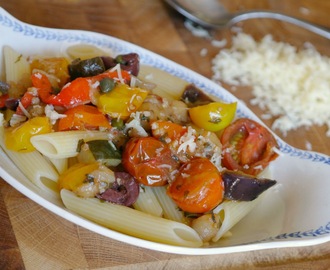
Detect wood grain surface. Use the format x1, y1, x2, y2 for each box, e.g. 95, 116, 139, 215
0, 0, 330, 269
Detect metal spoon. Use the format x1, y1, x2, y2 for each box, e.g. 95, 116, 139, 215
165, 0, 330, 39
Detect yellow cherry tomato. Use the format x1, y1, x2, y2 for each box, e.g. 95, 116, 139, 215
97, 83, 148, 119
4, 116, 52, 152
188, 102, 237, 132
58, 162, 100, 191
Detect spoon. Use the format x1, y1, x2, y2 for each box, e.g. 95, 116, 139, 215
165, 0, 330, 39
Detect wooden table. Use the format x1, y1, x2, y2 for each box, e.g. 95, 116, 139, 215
1, 0, 330, 269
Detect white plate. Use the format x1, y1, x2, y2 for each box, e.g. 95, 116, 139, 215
0, 7, 329, 255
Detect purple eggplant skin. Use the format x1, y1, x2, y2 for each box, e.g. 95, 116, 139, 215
97, 172, 139, 206
222, 171, 277, 201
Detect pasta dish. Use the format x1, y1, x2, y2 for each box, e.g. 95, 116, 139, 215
0, 44, 279, 247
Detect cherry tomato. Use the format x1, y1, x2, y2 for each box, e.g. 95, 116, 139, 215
122, 137, 180, 186
220, 118, 279, 176
57, 104, 111, 131
188, 101, 237, 132
167, 157, 224, 214
151, 120, 187, 142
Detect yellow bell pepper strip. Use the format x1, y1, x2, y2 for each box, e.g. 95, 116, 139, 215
45, 69, 132, 108
4, 116, 52, 152
58, 162, 100, 191
188, 101, 237, 132
97, 83, 148, 119
57, 104, 111, 131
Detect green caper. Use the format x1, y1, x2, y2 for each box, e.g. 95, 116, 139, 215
99, 77, 116, 93
111, 118, 124, 129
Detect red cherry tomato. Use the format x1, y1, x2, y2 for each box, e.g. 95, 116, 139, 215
220, 118, 279, 176
122, 137, 180, 186
167, 157, 224, 214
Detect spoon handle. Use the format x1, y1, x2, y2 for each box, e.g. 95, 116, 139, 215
231, 11, 330, 40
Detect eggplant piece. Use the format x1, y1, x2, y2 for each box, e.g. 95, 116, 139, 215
68, 57, 105, 80
101, 53, 140, 76
181, 84, 213, 107
97, 172, 139, 206
222, 171, 277, 201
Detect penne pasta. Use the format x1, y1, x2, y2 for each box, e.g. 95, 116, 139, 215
152, 186, 185, 223
133, 186, 163, 217
211, 196, 263, 242
30, 130, 110, 159
48, 157, 69, 174
139, 65, 189, 100
3, 46, 30, 84
66, 44, 112, 60
61, 189, 203, 247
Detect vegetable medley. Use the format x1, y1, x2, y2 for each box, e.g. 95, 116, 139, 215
0, 49, 279, 243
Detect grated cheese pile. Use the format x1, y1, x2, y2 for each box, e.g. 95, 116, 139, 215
211, 33, 330, 136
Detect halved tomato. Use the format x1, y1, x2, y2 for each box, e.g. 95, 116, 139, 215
220, 118, 279, 176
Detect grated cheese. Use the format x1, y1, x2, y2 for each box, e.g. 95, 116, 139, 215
211, 33, 330, 136
44, 104, 66, 125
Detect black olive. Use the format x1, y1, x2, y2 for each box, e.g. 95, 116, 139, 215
181, 84, 213, 107
101, 53, 140, 77
5, 98, 19, 111
96, 172, 140, 206
115, 53, 140, 76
